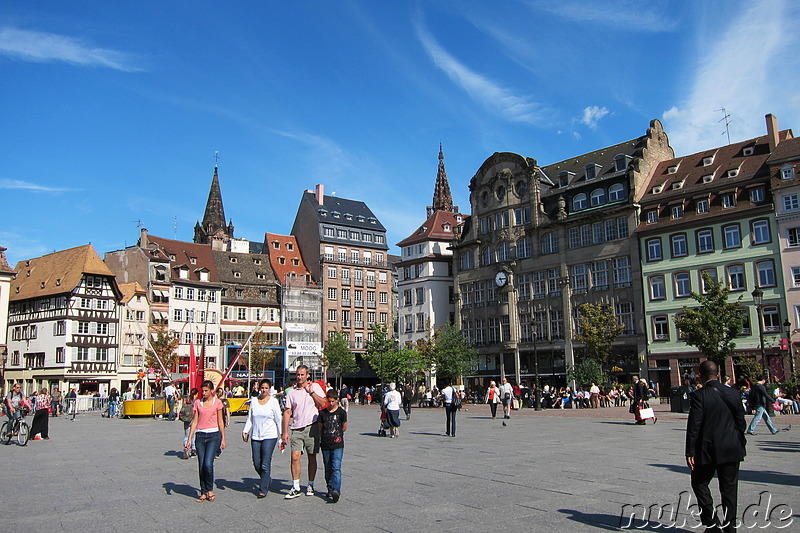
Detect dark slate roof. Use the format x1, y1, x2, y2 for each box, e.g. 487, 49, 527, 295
211, 250, 277, 285
767, 136, 800, 164
303, 191, 387, 231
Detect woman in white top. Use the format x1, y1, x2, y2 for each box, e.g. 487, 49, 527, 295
485, 381, 501, 419
382, 383, 402, 438
242, 378, 283, 498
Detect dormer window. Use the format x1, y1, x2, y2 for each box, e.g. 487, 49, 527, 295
253, 258, 262, 265
443, 223, 451, 231
721, 193, 736, 208
369, 217, 377, 224
179, 268, 188, 279
652, 185, 663, 194
287, 243, 294, 251
357, 215, 365, 222
345, 213, 353, 220
272, 241, 280, 249
646, 210, 658, 224
558, 171, 572, 188
319, 209, 328, 217
292, 258, 300, 266
190, 257, 197, 265
703, 155, 715, 166
781, 165, 795, 180
234, 271, 242, 278
727, 168, 739, 178
585, 163, 600, 181
456, 215, 463, 223
199, 271, 209, 282
332, 211, 340, 218
672, 181, 684, 190
696, 199, 710, 213
702, 174, 714, 184
229, 257, 238, 263
743, 146, 755, 156
668, 165, 678, 174
614, 154, 631, 172
169, 254, 175, 261
671, 205, 684, 219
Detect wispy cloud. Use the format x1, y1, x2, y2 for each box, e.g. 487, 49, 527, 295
662, 0, 800, 155
0, 26, 141, 71
580, 106, 610, 129
0, 179, 75, 193
528, 0, 678, 33
413, 15, 551, 126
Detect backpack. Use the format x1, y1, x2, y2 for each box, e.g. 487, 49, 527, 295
178, 402, 194, 423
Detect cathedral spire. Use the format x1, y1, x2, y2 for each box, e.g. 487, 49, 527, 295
194, 165, 233, 245
427, 143, 457, 217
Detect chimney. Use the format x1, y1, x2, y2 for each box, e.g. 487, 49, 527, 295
766, 114, 779, 152
139, 228, 149, 248
315, 184, 325, 205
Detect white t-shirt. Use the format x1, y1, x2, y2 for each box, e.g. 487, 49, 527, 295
590, 385, 600, 394
441, 386, 456, 404
383, 390, 402, 411
243, 396, 283, 440
164, 385, 176, 398
501, 382, 513, 397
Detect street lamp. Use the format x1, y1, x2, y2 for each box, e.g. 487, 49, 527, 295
751, 288, 769, 381
784, 318, 795, 377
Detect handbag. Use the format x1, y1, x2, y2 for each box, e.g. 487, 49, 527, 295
639, 407, 655, 419
451, 389, 462, 410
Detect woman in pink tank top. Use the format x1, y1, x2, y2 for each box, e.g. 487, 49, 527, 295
186, 380, 227, 502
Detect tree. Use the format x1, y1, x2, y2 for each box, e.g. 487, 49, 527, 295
431, 323, 477, 382
247, 329, 279, 376
145, 323, 179, 372
674, 273, 743, 378
321, 331, 359, 389
576, 302, 624, 364
567, 358, 608, 388
363, 323, 399, 383
736, 356, 763, 382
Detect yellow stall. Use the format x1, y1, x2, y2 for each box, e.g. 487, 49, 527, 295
122, 398, 169, 417
227, 397, 251, 415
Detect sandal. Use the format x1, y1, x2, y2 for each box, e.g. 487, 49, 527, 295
196, 494, 208, 503
207, 493, 216, 502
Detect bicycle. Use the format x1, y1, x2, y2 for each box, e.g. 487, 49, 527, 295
2, 408, 31, 446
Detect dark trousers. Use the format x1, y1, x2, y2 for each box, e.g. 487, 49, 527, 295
402, 399, 412, 419
30, 408, 49, 438
250, 438, 277, 494
489, 402, 498, 418
691, 461, 740, 533
445, 404, 457, 436
195, 431, 222, 494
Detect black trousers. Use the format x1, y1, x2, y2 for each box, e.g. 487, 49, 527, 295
691, 461, 740, 533
30, 408, 49, 438
489, 402, 498, 418
444, 404, 457, 436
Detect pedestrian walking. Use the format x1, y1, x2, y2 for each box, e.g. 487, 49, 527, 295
382, 383, 402, 438
281, 364, 327, 499
107, 388, 120, 418
185, 380, 226, 502
485, 381, 501, 419
50, 387, 62, 417
319, 388, 348, 503
441, 380, 458, 437
30, 387, 51, 440
339, 384, 350, 412
746, 375, 783, 435
685, 361, 747, 533
242, 378, 282, 499
632, 377, 649, 425
179, 388, 198, 459
501, 377, 513, 419
164, 382, 177, 421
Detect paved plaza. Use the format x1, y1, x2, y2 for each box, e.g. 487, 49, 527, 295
1, 402, 797, 532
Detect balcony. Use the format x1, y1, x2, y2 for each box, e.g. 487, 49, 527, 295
354, 300, 364, 307
367, 280, 376, 288
341, 299, 351, 306
341, 320, 351, 327
354, 321, 364, 328
354, 278, 364, 287
367, 301, 376, 309
341, 277, 351, 286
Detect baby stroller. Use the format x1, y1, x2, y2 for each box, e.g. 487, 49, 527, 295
377, 409, 390, 437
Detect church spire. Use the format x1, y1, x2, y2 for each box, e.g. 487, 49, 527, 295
427, 144, 457, 217
194, 165, 233, 245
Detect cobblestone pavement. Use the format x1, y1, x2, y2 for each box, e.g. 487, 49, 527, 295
1, 402, 797, 532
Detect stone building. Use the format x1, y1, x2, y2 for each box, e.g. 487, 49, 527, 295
117, 282, 149, 391
453, 120, 674, 390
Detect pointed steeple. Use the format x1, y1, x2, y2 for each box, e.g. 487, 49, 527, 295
194, 165, 233, 245
427, 144, 457, 217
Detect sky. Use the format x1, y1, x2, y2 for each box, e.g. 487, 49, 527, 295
2, 0, 800, 267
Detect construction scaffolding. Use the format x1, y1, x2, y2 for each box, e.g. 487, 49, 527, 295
281, 276, 324, 382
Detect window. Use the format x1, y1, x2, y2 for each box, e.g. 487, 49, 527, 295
54, 320, 66, 336
328, 267, 337, 279
653, 316, 669, 341
379, 292, 388, 304
650, 276, 666, 300
460, 250, 474, 270
788, 228, 800, 247
328, 309, 337, 322
573, 193, 587, 211
328, 288, 337, 300
416, 287, 424, 304
585, 164, 598, 181
77, 347, 90, 361
614, 154, 629, 172
671, 234, 687, 258
516, 237, 532, 259
590, 188, 606, 207
237, 308, 247, 320
763, 306, 780, 332
97, 322, 108, 335
723, 224, 741, 248
696, 199, 709, 214
174, 309, 183, 321
756, 260, 776, 287
726, 264, 746, 291
792, 266, 800, 287
481, 247, 493, 266
783, 194, 799, 211
591, 261, 608, 289
56, 347, 65, 364
751, 219, 771, 245
497, 241, 511, 262
700, 268, 717, 293
186, 288, 195, 300
96, 347, 108, 362
613, 257, 631, 286
696, 229, 714, 253
646, 210, 658, 224
514, 207, 531, 225
416, 313, 426, 332
721, 193, 735, 208
674, 272, 691, 297
738, 309, 751, 335
616, 302, 634, 335
78, 321, 90, 334
479, 217, 490, 234
781, 165, 795, 180
750, 187, 765, 203
571, 264, 588, 292
495, 211, 509, 229
646, 238, 662, 261
324, 227, 335, 237
609, 183, 625, 201
671, 205, 684, 219
541, 233, 558, 254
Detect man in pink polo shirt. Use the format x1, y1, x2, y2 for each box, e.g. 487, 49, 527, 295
282, 364, 327, 499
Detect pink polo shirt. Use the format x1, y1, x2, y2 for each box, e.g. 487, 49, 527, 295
285, 382, 325, 429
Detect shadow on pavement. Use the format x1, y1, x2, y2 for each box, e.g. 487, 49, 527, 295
558, 508, 693, 532
163, 482, 198, 499
407, 431, 447, 436
649, 463, 800, 486
216, 477, 263, 494
592, 421, 638, 425
164, 449, 185, 458
757, 440, 800, 453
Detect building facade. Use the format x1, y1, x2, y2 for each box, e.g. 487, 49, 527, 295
637, 114, 793, 389
5, 245, 123, 395
118, 282, 149, 391
453, 120, 674, 389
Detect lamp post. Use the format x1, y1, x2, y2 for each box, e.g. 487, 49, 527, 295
531, 320, 542, 410
751, 288, 769, 382
784, 318, 795, 377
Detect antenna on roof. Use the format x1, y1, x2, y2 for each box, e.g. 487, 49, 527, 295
213, 150, 220, 167
173, 215, 178, 239
717, 107, 732, 145
132, 219, 143, 229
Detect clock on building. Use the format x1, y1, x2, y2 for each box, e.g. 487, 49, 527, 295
494, 271, 508, 288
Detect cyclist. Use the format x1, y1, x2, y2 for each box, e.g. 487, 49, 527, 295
4, 383, 26, 435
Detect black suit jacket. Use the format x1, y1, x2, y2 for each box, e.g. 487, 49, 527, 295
685, 380, 747, 465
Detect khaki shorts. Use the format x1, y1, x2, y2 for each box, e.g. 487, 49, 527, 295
290, 424, 320, 455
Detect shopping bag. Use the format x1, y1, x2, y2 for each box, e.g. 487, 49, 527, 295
639, 407, 655, 419
511, 398, 520, 410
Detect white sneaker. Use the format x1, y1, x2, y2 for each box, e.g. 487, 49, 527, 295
306, 485, 315, 496
284, 488, 301, 499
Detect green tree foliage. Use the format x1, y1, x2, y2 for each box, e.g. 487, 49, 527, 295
673, 273, 743, 378
431, 323, 477, 382
364, 323, 400, 383
576, 302, 624, 363
567, 358, 608, 387
247, 329, 279, 376
145, 323, 180, 372
321, 331, 359, 388
736, 356, 763, 382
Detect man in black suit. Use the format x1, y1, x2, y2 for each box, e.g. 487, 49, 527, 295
685, 361, 747, 533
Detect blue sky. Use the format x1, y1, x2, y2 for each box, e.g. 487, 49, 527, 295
2, 1, 799, 266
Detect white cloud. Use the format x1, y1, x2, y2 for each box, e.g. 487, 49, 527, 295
0, 179, 74, 192
661, 0, 800, 155
414, 16, 551, 125
0, 26, 141, 71
529, 0, 677, 33
580, 106, 610, 129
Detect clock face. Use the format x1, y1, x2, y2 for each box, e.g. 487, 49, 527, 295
495, 271, 508, 287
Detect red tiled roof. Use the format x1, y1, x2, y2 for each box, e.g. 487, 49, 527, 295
144, 234, 220, 283
264, 233, 312, 284
397, 210, 464, 247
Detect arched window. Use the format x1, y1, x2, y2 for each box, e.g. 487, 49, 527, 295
609, 183, 625, 202
481, 246, 493, 266
573, 193, 587, 211
516, 237, 532, 258
590, 188, 606, 206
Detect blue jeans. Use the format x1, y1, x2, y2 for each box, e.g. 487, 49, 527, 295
108, 401, 118, 418
167, 397, 176, 420
321, 447, 343, 493
250, 438, 277, 494
748, 406, 778, 434
195, 431, 221, 494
